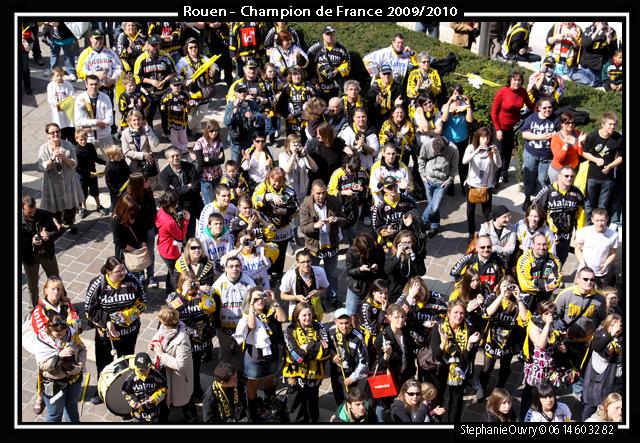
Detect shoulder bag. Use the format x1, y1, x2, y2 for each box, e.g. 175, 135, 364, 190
467, 186, 489, 204
122, 226, 152, 272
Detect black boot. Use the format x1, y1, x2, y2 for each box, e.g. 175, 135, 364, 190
247, 398, 260, 423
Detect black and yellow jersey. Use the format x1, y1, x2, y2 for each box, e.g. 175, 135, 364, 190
229, 22, 266, 58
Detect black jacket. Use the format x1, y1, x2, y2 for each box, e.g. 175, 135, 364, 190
21, 209, 60, 265
384, 251, 427, 303
374, 325, 417, 385
345, 245, 387, 296
105, 159, 131, 196
306, 137, 346, 186
390, 400, 429, 423
111, 217, 146, 261
159, 162, 203, 216
75, 142, 106, 180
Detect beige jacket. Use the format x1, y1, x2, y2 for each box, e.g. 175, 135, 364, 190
156, 325, 194, 407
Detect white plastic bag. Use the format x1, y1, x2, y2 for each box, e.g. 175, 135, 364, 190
64, 22, 91, 40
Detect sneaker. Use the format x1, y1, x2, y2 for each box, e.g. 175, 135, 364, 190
43, 68, 52, 77
69, 73, 77, 82
329, 297, 342, 308
147, 277, 159, 289
98, 206, 110, 216
33, 395, 45, 414
80, 208, 89, 219
89, 394, 103, 405
363, 216, 372, 227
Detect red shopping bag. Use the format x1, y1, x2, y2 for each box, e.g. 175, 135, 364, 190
367, 366, 398, 399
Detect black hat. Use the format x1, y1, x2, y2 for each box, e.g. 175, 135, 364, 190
148, 35, 161, 45
383, 175, 398, 188
543, 56, 556, 67
380, 63, 393, 74
234, 82, 249, 92
91, 28, 105, 38
323, 25, 336, 34
170, 78, 182, 85
244, 57, 258, 67
491, 205, 510, 220
134, 352, 152, 369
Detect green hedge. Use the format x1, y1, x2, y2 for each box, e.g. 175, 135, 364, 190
293, 21, 623, 132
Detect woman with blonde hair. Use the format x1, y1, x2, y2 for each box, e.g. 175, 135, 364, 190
174, 237, 217, 293
582, 313, 623, 421
586, 392, 622, 422
149, 305, 194, 422
233, 287, 286, 422
389, 379, 429, 422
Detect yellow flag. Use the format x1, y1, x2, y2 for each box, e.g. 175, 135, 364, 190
191, 54, 221, 82
465, 73, 501, 87
58, 96, 75, 121
115, 72, 126, 105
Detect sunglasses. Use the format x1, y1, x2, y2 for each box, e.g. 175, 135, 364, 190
381, 72, 392, 76
48, 130, 61, 135
563, 175, 575, 179
405, 392, 421, 397
190, 246, 201, 250
562, 121, 575, 125
254, 139, 266, 143
581, 277, 596, 282
478, 246, 492, 249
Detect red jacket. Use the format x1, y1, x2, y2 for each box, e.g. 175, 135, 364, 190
490, 86, 534, 132
155, 208, 189, 260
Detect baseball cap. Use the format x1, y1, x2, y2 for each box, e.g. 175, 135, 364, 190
244, 57, 258, 67
380, 63, 393, 74
134, 352, 152, 369
235, 82, 249, 92
170, 78, 182, 85
383, 175, 398, 188
148, 35, 161, 45
543, 56, 556, 67
91, 28, 105, 38
334, 308, 350, 319
323, 25, 336, 34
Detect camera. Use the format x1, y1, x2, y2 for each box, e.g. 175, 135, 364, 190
243, 238, 255, 247
175, 210, 185, 222
34, 233, 43, 242
507, 284, 518, 291
190, 281, 198, 290
456, 95, 462, 101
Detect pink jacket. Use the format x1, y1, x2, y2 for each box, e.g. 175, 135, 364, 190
155, 208, 189, 259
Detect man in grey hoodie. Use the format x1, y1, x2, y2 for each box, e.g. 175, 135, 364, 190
417, 135, 459, 236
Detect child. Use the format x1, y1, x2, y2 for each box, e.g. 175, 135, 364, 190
420, 382, 446, 422
117, 73, 149, 129
46, 66, 75, 142
122, 352, 167, 423
219, 160, 249, 205
104, 145, 131, 211
74, 129, 109, 218
193, 119, 225, 205
601, 49, 623, 92
160, 79, 195, 156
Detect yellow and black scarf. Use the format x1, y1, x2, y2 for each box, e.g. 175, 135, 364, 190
284, 324, 327, 380
211, 381, 241, 421
441, 319, 470, 386
375, 79, 392, 114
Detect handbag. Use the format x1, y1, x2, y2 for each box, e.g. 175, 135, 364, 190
367, 364, 399, 399
417, 339, 442, 373
467, 186, 489, 204
122, 227, 152, 272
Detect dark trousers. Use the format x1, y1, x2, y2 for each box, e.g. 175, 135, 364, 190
435, 367, 467, 423
519, 383, 534, 421
23, 255, 60, 307
270, 239, 291, 277
329, 365, 368, 406
54, 208, 77, 227
61, 127, 76, 143
21, 51, 31, 92
479, 353, 513, 392
466, 187, 493, 236
146, 94, 169, 134
94, 329, 138, 376
556, 237, 571, 266
454, 140, 469, 193
162, 257, 177, 294
286, 382, 320, 423
494, 128, 516, 180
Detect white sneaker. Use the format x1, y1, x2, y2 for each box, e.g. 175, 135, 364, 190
69, 73, 78, 82
363, 216, 372, 227
43, 69, 52, 77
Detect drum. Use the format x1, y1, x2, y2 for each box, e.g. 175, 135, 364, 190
97, 354, 135, 416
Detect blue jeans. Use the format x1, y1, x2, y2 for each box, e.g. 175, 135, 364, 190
201, 180, 215, 206
43, 377, 83, 422
415, 22, 440, 39
586, 179, 614, 221
422, 180, 447, 228
230, 143, 242, 163
345, 288, 361, 317
522, 150, 551, 199
50, 42, 76, 75
311, 254, 338, 301
265, 116, 280, 137
568, 67, 598, 87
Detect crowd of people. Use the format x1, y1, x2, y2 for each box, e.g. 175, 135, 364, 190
21, 20, 624, 425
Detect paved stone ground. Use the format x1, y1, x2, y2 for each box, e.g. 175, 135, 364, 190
19, 29, 622, 425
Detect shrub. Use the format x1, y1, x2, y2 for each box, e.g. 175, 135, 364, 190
293, 21, 623, 132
